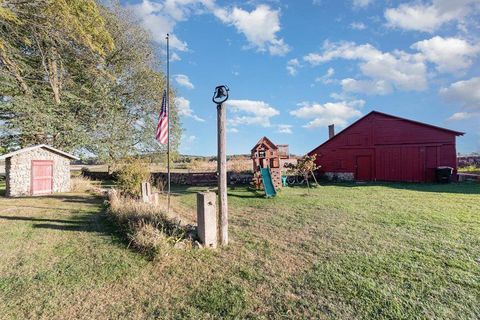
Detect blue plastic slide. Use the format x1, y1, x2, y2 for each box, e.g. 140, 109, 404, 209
260, 167, 277, 198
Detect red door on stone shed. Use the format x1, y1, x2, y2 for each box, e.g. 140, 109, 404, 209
356, 156, 372, 181
31, 160, 53, 195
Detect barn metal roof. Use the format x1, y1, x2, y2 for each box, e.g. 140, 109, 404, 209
0, 144, 79, 161
307, 110, 465, 155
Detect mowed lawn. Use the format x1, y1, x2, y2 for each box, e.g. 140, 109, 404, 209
0, 181, 479, 319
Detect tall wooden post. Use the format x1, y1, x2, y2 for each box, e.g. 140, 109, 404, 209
217, 102, 228, 245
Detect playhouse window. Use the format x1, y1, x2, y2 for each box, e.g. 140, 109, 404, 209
259, 150, 265, 158
270, 158, 279, 168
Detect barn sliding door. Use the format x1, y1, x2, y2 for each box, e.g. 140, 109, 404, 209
31, 160, 53, 195
356, 156, 372, 181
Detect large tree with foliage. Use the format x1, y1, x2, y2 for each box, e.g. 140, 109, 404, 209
90, 2, 181, 165
0, 0, 181, 162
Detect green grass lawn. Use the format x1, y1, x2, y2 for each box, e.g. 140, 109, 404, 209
0, 181, 479, 319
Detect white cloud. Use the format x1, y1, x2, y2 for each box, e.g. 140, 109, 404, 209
440, 77, 480, 110
304, 41, 427, 92
330, 92, 352, 101
447, 112, 470, 121
173, 74, 194, 89
184, 135, 196, 143
128, 0, 191, 51
341, 78, 393, 95
385, 0, 480, 33
226, 99, 280, 127
315, 67, 335, 84
175, 97, 205, 122
170, 52, 181, 62
290, 100, 364, 128
353, 0, 373, 8
180, 134, 197, 152
227, 127, 239, 133
129, 1, 290, 58
212, 5, 290, 56
277, 124, 293, 134
350, 22, 367, 30
286, 58, 301, 76
411, 36, 479, 73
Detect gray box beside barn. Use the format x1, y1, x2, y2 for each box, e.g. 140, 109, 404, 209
0, 145, 78, 197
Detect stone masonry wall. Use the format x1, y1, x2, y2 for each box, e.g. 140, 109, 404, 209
324, 172, 355, 182
6, 148, 71, 197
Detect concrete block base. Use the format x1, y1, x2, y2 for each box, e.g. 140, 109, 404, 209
196, 191, 217, 248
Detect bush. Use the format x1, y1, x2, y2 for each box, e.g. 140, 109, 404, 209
107, 190, 196, 258
70, 176, 95, 193
116, 158, 151, 197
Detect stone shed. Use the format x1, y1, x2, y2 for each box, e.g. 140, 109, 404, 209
0, 145, 79, 197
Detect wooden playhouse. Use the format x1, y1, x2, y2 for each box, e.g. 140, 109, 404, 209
251, 137, 289, 190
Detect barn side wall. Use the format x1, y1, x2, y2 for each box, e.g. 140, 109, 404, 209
6, 148, 71, 197
309, 113, 459, 182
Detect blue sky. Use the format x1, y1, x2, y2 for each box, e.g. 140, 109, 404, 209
123, 0, 480, 156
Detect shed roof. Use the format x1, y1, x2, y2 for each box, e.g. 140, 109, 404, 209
308, 110, 465, 155
0, 144, 79, 161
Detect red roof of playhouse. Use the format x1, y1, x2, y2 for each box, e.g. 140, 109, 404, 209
251, 136, 278, 152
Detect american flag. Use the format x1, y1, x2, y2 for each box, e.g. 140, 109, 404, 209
156, 90, 168, 144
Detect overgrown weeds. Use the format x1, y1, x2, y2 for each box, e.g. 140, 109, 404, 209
70, 175, 96, 193
107, 190, 197, 258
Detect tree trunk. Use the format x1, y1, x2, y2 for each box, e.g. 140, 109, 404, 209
35, 33, 62, 104
47, 52, 62, 104
0, 49, 30, 95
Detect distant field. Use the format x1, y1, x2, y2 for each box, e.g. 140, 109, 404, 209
0, 181, 479, 319
459, 165, 480, 175
72, 158, 254, 174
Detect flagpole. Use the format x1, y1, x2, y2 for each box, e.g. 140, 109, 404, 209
166, 33, 171, 213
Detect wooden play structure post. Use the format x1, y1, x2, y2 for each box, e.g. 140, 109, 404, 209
213, 85, 230, 246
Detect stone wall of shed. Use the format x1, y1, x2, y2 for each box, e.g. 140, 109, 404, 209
6, 148, 71, 197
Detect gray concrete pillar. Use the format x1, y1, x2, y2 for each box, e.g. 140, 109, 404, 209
196, 191, 217, 248
141, 182, 151, 203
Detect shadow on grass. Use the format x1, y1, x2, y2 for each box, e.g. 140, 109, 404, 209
0, 194, 129, 249
319, 181, 480, 195
0, 211, 119, 235
47, 194, 105, 204
0, 181, 5, 197
228, 188, 265, 199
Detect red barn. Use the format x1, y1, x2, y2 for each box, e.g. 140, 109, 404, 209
308, 111, 464, 182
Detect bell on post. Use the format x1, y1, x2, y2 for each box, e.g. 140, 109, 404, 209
212, 85, 229, 104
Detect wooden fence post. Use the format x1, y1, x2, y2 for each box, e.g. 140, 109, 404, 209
217, 102, 228, 245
